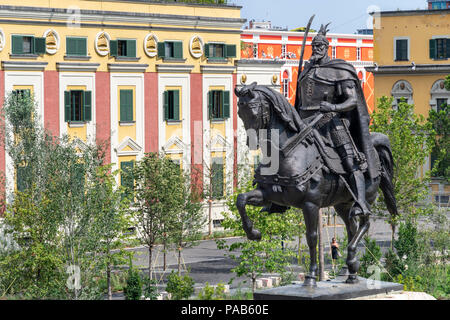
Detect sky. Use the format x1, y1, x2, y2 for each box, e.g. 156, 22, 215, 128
229, 0, 428, 33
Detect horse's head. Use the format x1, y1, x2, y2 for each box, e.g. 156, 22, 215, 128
235, 82, 269, 149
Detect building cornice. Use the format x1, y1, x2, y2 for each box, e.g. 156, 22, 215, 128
2, 61, 48, 71
366, 63, 450, 74
372, 8, 450, 17
0, 5, 246, 31
200, 65, 236, 74
108, 63, 149, 73
156, 64, 195, 73
57, 62, 100, 72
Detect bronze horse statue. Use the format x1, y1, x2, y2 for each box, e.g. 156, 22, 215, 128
235, 82, 397, 286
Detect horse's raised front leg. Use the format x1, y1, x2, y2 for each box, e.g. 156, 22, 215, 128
302, 201, 320, 287
236, 188, 268, 241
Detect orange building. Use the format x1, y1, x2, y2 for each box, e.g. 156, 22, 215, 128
240, 28, 375, 112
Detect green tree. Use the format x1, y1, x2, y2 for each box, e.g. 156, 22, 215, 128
170, 181, 205, 275
428, 101, 449, 182
87, 165, 133, 300
216, 179, 302, 294
370, 97, 435, 239
131, 153, 186, 280
0, 91, 131, 299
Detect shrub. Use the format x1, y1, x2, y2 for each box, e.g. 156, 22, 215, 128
124, 267, 142, 300
143, 278, 158, 300
197, 282, 226, 300
359, 236, 383, 278
165, 271, 195, 300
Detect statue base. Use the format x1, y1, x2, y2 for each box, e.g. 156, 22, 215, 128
253, 276, 403, 300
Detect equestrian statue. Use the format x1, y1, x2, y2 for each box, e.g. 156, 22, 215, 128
234, 21, 398, 286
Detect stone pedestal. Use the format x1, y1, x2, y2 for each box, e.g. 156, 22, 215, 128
253, 276, 404, 300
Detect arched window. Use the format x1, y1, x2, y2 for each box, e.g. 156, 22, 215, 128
430, 79, 449, 112
391, 80, 413, 108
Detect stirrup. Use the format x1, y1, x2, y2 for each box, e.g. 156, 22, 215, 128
350, 201, 371, 218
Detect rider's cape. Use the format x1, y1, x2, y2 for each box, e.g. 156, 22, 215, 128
297, 59, 379, 179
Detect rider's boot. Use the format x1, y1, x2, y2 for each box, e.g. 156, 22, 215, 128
349, 170, 371, 218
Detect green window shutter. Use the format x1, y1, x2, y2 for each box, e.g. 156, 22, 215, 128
208, 91, 214, 120
211, 160, 224, 198
34, 37, 46, 55
16, 166, 29, 192
447, 38, 450, 59
222, 90, 230, 119
204, 43, 210, 58
120, 89, 133, 122
174, 41, 183, 59
110, 40, 118, 57
121, 161, 134, 197
126, 40, 136, 58
66, 37, 76, 55
83, 91, 92, 121
396, 40, 407, 61
157, 42, 165, 58
12, 35, 23, 54
78, 38, 87, 56
64, 91, 71, 122
163, 91, 169, 121
430, 39, 436, 59
173, 90, 180, 121
225, 44, 237, 58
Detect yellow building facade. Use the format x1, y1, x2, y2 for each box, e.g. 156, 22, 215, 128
366, 8, 450, 203
0, 0, 246, 230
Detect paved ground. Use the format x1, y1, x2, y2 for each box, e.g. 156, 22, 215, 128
110, 213, 446, 299
112, 216, 396, 294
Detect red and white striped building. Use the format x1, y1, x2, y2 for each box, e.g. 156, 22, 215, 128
239, 27, 375, 112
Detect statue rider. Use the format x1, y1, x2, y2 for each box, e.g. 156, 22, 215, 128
294, 23, 378, 217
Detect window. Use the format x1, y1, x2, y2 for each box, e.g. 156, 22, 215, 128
211, 158, 224, 199
332, 46, 336, 59
16, 165, 30, 192
11, 35, 46, 55
66, 37, 87, 56
157, 41, 183, 59
395, 39, 409, 61
208, 90, 230, 120
121, 161, 134, 199
110, 39, 137, 58
430, 38, 450, 60
204, 43, 237, 60
13, 89, 31, 100
163, 90, 180, 121
357, 47, 361, 61
206, 43, 224, 58
213, 219, 224, 228
120, 89, 134, 122
432, 1, 447, 9
64, 90, 92, 122
436, 98, 448, 112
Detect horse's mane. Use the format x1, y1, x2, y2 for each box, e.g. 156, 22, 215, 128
253, 85, 304, 133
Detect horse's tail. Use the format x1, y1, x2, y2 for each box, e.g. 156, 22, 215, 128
372, 133, 398, 218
